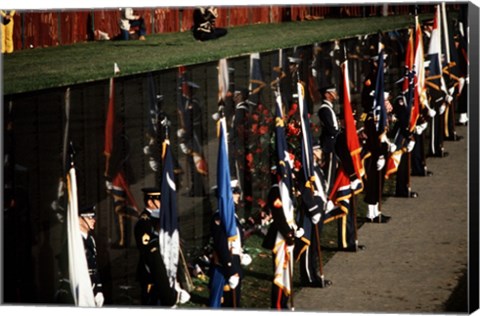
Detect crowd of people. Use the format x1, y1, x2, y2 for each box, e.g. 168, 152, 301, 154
50, 3, 468, 311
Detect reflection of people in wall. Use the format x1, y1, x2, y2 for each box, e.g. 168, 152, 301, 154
1, 10, 16, 54
192, 7, 227, 41
119, 8, 146, 41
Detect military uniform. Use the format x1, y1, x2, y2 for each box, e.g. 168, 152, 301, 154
208, 211, 244, 307
134, 188, 179, 306
317, 85, 340, 193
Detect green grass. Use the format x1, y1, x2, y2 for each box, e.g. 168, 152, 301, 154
1, 14, 430, 95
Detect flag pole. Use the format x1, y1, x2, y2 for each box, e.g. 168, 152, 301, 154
314, 223, 325, 287
287, 246, 295, 311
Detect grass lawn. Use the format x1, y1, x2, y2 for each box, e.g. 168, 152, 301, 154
1, 14, 432, 95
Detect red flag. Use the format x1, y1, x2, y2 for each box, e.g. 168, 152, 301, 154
342, 60, 364, 192
104, 77, 115, 173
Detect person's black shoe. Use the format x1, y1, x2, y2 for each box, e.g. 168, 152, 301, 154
455, 135, 464, 141
301, 279, 333, 288
410, 191, 419, 198
442, 152, 449, 158
366, 214, 391, 223
426, 171, 433, 177
339, 244, 366, 252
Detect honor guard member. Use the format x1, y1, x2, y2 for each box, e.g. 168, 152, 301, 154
262, 169, 304, 310
208, 180, 252, 308
79, 205, 104, 307
317, 84, 340, 194
134, 187, 190, 306
390, 94, 419, 198
296, 140, 335, 286
361, 91, 393, 223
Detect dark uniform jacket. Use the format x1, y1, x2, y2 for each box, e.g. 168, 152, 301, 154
134, 209, 178, 306
317, 100, 339, 154
82, 233, 102, 296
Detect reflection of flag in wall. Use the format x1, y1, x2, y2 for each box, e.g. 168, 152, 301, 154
218, 58, 229, 104
177, 66, 208, 175
159, 139, 180, 289
373, 50, 387, 137
66, 158, 95, 307
341, 59, 364, 193
103, 76, 139, 214
272, 92, 295, 298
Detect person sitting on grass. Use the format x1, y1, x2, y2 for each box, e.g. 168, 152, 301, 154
119, 8, 146, 41
192, 7, 227, 41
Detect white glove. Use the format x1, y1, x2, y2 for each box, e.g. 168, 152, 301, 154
325, 200, 335, 212
143, 145, 151, 155
94, 292, 104, 307
179, 143, 190, 154
350, 178, 362, 190
439, 104, 446, 115
211, 112, 220, 121
428, 108, 436, 118
177, 128, 186, 138
407, 141, 415, 152
389, 143, 397, 153
105, 180, 113, 191
311, 68, 317, 78
241, 254, 252, 266
446, 94, 454, 104
294, 227, 304, 238
149, 158, 159, 172
228, 275, 240, 289
311, 213, 321, 224
177, 289, 191, 304
448, 87, 455, 95
377, 155, 385, 171
415, 122, 428, 135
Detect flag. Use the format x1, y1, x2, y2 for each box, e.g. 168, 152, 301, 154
104, 77, 115, 172
103, 76, 139, 215
218, 58, 229, 104
217, 117, 239, 244
341, 59, 364, 193
298, 81, 314, 189
427, 5, 448, 95
66, 150, 95, 307
412, 14, 427, 130
385, 148, 407, 179
177, 67, 208, 176
272, 91, 295, 297
373, 50, 387, 137
159, 139, 180, 289
325, 166, 350, 223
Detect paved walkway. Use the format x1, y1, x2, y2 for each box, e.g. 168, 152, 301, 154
295, 125, 470, 314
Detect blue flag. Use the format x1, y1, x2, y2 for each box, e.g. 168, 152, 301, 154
217, 117, 238, 241
159, 140, 180, 289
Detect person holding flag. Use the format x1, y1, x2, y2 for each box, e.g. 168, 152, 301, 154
361, 49, 394, 223
262, 89, 303, 310
208, 117, 251, 308
134, 186, 190, 306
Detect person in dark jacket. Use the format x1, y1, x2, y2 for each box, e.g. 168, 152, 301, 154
192, 7, 227, 41
209, 180, 252, 308
134, 187, 189, 306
